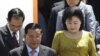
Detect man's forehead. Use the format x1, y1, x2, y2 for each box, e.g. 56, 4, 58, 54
27, 29, 41, 34
11, 16, 23, 20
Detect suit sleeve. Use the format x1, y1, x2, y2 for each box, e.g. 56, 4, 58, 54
48, 48, 57, 56
85, 5, 96, 37
9, 49, 19, 56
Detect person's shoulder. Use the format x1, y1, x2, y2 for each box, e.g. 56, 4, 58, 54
0, 25, 7, 34
80, 1, 93, 10
55, 31, 64, 34
80, 1, 92, 9
52, 3, 64, 12
40, 45, 56, 52
82, 30, 93, 38
58, 9, 64, 14
0, 25, 6, 31
82, 30, 90, 34
85, 4, 93, 9
10, 46, 23, 53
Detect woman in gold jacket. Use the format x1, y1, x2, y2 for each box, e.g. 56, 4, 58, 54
52, 7, 97, 56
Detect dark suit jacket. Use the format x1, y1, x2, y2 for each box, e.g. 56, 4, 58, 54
0, 25, 24, 51
9, 45, 57, 56
38, 11, 48, 46
47, 1, 64, 47
0, 31, 9, 56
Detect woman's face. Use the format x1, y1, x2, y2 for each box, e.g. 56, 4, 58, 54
66, 0, 80, 7
65, 16, 81, 33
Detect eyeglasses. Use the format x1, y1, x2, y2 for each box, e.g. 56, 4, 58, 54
9, 24, 22, 29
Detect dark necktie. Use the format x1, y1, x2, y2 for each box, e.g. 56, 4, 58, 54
12, 32, 19, 47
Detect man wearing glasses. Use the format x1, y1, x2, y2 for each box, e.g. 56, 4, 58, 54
0, 8, 25, 52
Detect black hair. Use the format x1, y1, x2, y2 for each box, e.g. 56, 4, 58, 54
7, 8, 25, 22
25, 23, 41, 34
62, 7, 84, 30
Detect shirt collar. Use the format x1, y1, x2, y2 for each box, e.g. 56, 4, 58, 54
26, 44, 39, 53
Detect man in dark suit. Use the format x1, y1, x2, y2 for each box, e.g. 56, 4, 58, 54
0, 8, 25, 51
47, 1, 64, 47
38, 11, 48, 46
9, 23, 57, 56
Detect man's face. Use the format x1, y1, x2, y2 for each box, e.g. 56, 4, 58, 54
8, 17, 23, 32
25, 28, 42, 49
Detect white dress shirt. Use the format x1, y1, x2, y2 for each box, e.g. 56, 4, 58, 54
26, 44, 39, 56
7, 24, 19, 43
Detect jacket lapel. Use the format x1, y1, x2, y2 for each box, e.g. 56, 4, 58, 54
21, 45, 29, 56
3, 26, 15, 49
39, 45, 46, 56
19, 29, 24, 46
